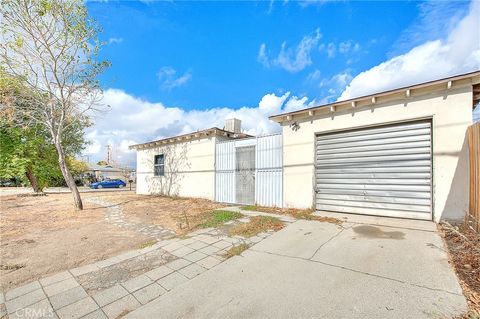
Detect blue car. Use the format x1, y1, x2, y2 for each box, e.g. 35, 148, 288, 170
90, 179, 126, 189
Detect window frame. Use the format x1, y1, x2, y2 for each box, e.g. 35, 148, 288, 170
154, 154, 165, 177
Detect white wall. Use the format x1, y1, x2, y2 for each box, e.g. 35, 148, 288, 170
136, 137, 218, 200
281, 84, 473, 222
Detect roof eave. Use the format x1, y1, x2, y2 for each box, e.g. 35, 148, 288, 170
269, 70, 480, 123
129, 127, 252, 150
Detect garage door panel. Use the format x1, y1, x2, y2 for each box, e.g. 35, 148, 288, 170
316, 194, 431, 206
315, 204, 432, 220
316, 128, 431, 146
316, 188, 431, 199
315, 120, 432, 219
316, 164, 430, 173
317, 121, 430, 142
317, 183, 431, 192
316, 134, 431, 151
317, 140, 431, 155
316, 146, 431, 160
316, 172, 431, 180
315, 198, 431, 213
316, 178, 430, 185
316, 153, 431, 165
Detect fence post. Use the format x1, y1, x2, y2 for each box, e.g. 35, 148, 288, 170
467, 122, 480, 232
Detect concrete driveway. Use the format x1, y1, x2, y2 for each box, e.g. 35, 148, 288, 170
127, 217, 467, 319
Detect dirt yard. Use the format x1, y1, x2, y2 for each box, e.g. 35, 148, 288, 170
99, 193, 224, 234
0, 191, 224, 291
441, 223, 480, 317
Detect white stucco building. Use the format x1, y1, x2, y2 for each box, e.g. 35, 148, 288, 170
270, 71, 479, 222
130, 121, 251, 199
131, 71, 480, 223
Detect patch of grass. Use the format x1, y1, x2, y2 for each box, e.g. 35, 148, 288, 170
223, 243, 250, 258
240, 205, 342, 225
197, 210, 243, 229
137, 240, 157, 249
229, 216, 284, 238
241, 205, 258, 211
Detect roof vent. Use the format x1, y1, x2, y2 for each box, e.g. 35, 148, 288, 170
224, 118, 241, 133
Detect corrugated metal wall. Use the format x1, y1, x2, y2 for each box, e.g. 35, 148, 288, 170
215, 134, 283, 207
215, 141, 235, 203
255, 134, 283, 207
315, 120, 432, 220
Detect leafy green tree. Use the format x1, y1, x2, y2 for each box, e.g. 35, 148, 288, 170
0, 119, 90, 191
0, 0, 110, 209
96, 160, 108, 166
0, 122, 62, 191
0, 73, 90, 191
67, 157, 89, 176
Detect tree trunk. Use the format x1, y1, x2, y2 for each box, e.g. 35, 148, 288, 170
54, 140, 83, 210
25, 167, 41, 193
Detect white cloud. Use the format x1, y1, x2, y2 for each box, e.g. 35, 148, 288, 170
84, 131, 102, 155
284, 95, 315, 113
393, 1, 469, 54
326, 43, 335, 58
306, 69, 321, 82
258, 92, 290, 113
298, 0, 326, 8
314, 71, 353, 101
319, 40, 360, 58
339, 0, 480, 100
338, 41, 360, 54
157, 66, 192, 89
257, 43, 270, 67
108, 37, 123, 45
258, 28, 321, 72
338, 41, 351, 54
331, 72, 353, 88
84, 89, 313, 166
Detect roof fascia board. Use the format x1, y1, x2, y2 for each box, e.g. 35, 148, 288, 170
270, 71, 480, 123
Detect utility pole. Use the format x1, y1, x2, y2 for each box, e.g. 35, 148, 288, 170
106, 145, 111, 165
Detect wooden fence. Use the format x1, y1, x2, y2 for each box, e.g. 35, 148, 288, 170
467, 122, 480, 232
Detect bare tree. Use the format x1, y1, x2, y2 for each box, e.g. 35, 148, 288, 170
0, 0, 110, 209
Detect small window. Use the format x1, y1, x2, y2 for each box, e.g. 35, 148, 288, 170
154, 154, 165, 176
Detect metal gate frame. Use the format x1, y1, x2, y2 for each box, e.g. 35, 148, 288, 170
235, 145, 256, 205
313, 117, 434, 220
215, 134, 283, 207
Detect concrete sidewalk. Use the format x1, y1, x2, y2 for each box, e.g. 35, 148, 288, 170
128, 219, 467, 319
1, 203, 286, 319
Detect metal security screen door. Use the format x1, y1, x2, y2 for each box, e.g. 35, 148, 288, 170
215, 134, 282, 207
315, 120, 433, 220
236, 146, 256, 205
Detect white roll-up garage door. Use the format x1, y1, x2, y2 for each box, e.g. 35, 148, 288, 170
315, 120, 432, 220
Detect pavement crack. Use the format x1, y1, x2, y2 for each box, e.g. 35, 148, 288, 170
307, 224, 352, 260
250, 248, 463, 297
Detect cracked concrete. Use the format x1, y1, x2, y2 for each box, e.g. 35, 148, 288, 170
127, 218, 467, 319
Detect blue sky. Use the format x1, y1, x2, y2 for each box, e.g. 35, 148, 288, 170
89, 1, 424, 108
84, 0, 479, 166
